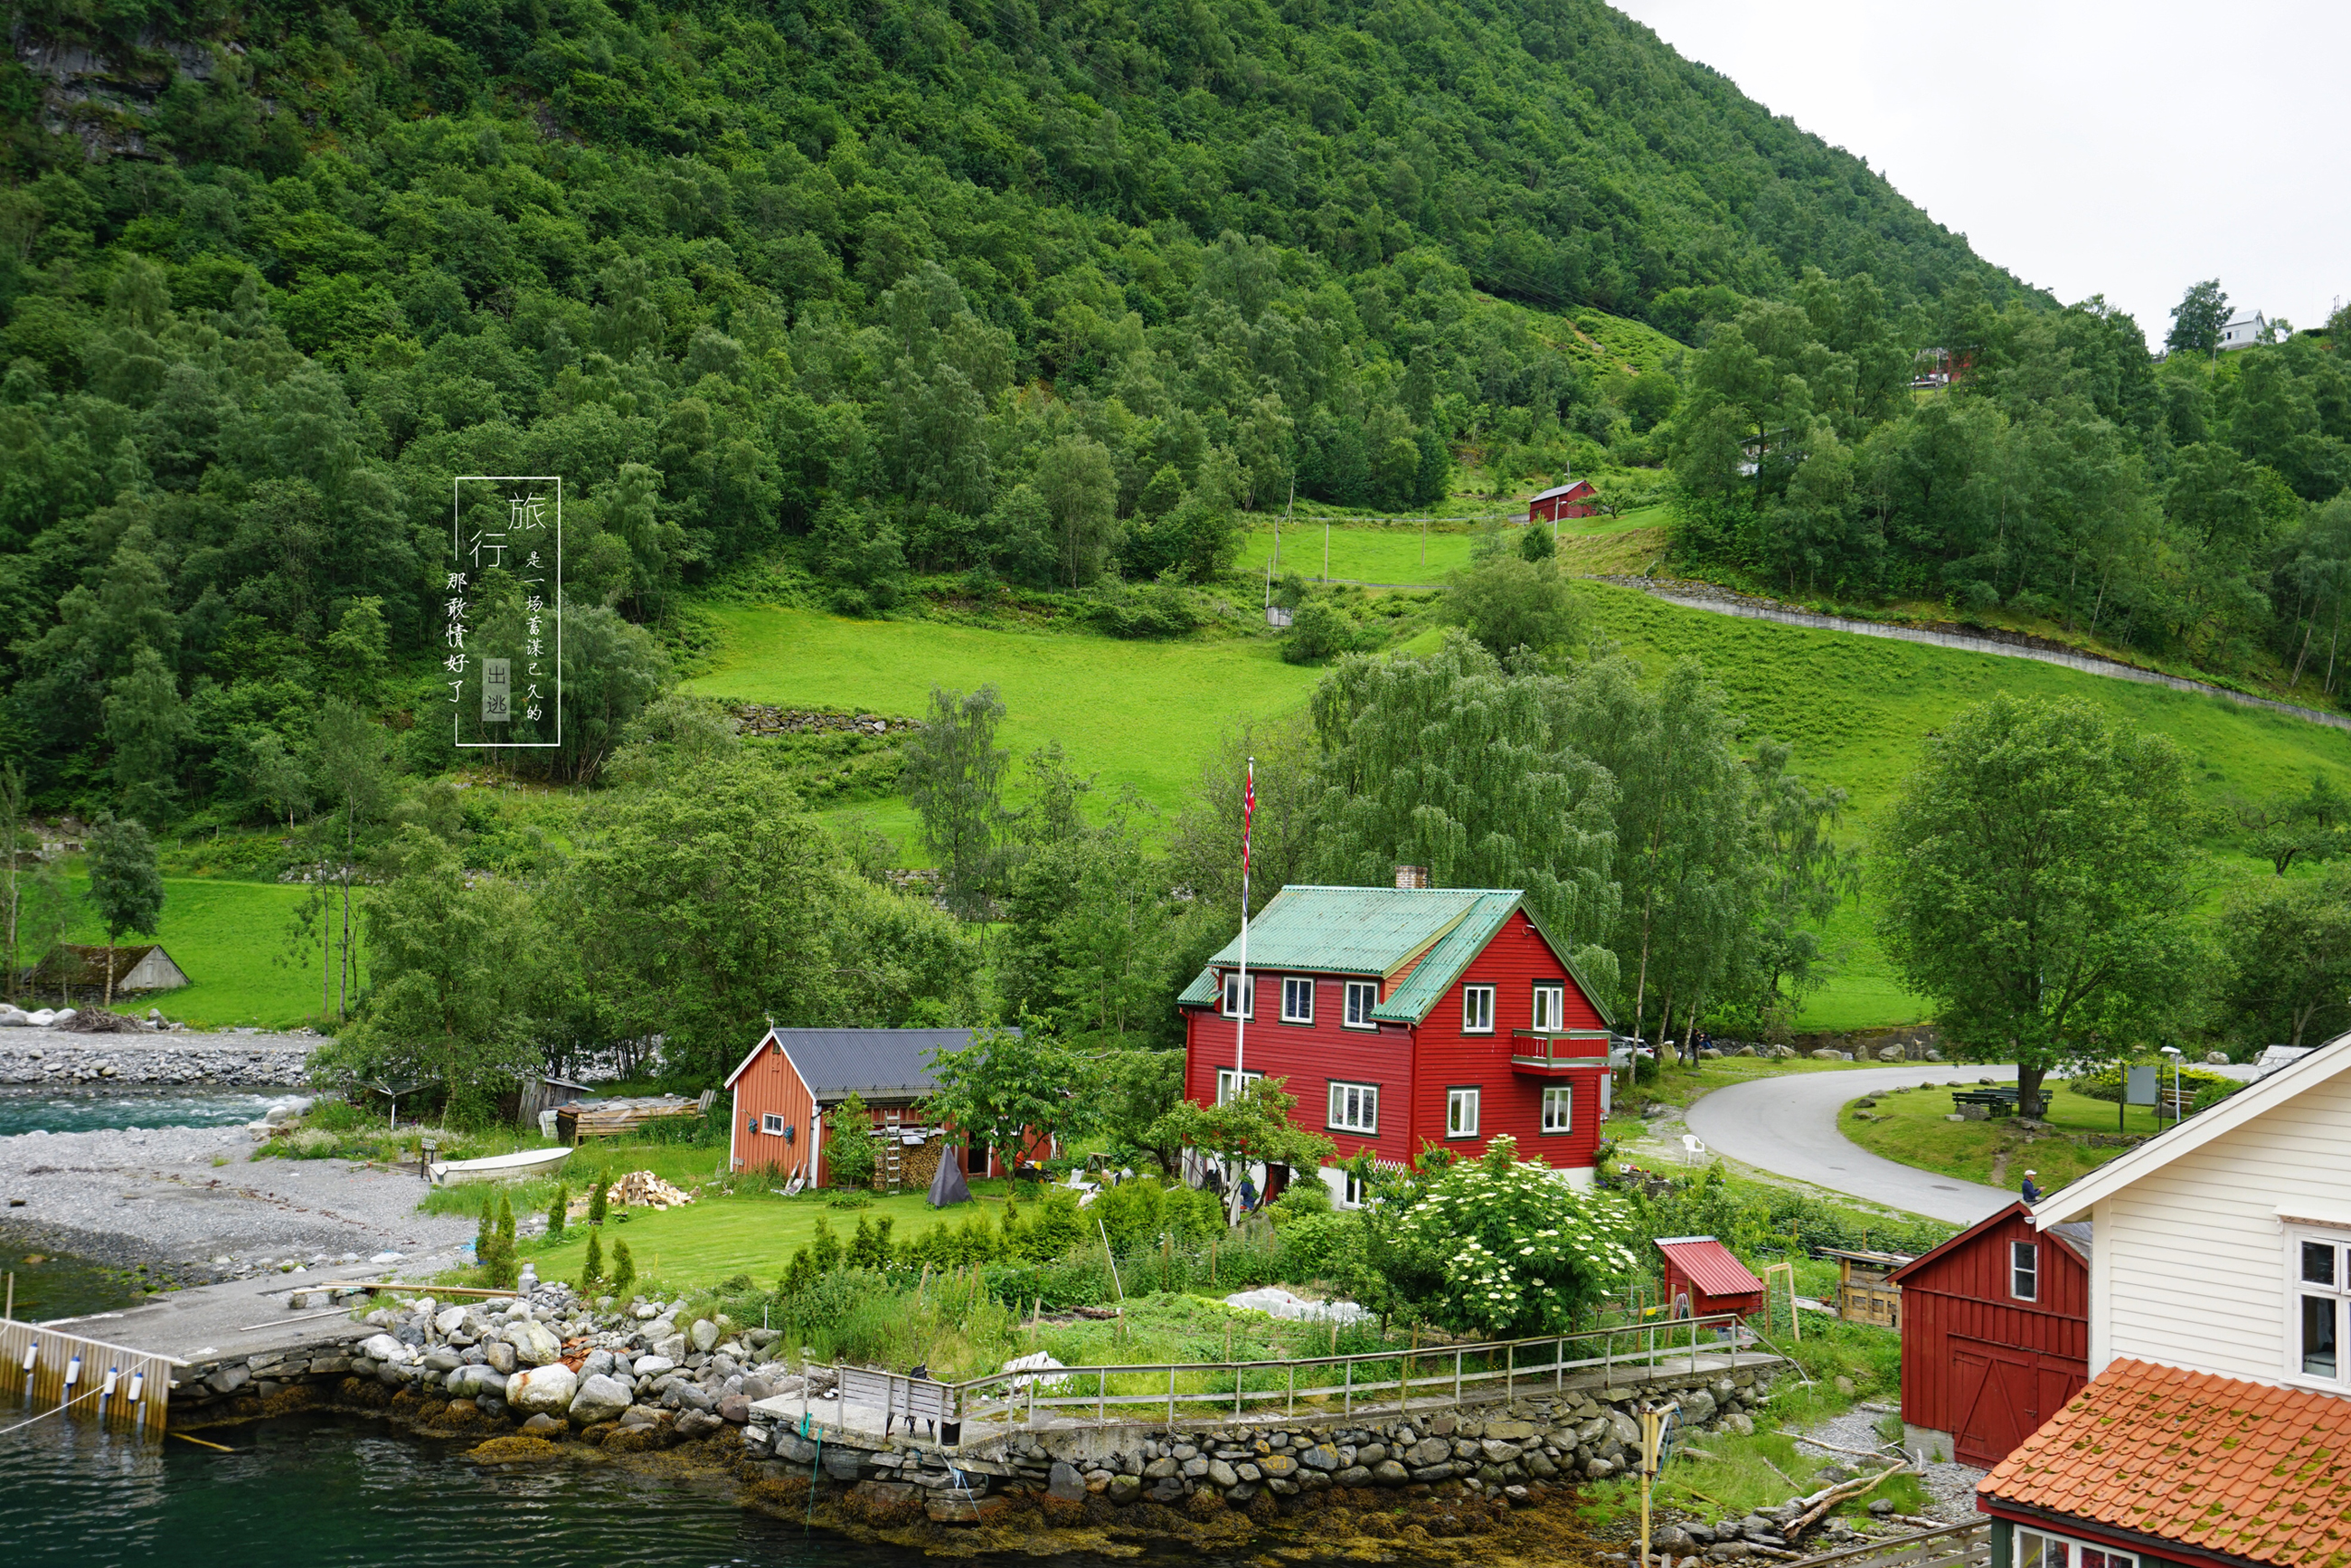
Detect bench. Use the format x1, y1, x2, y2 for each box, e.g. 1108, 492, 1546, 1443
1950, 1088, 2020, 1118
835, 1366, 955, 1439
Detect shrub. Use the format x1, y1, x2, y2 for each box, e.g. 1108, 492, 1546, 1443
581, 1229, 604, 1289
1268, 1178, 1333, 1219
826, 1092, 880, 1189
1274, 1210, 1367, 1286
587, 1176, 609, 1226
810, 1214, 843, 1272
1281, 600, 1354, 663
2068, 1063, 2236, 1104
545, 1183, 569, 1239
610, 1240, 636, 1296
846, 1214, 896, 1269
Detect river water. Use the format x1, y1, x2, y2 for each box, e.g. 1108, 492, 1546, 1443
0, 1090, 280, 1137
0, 1410, 1078, 1568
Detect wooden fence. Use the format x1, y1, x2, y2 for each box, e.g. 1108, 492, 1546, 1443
0, 1318, 179, 1437
950, 1312, 1752, 1429
1789, 1521, 1989, 1568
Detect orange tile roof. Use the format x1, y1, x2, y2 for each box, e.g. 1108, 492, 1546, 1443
1981, 1358, 2351, 1568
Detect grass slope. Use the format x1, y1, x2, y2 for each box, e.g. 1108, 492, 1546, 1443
56, 874, 340, 1030
1241, 507, 1674, 587
1836, 1078, 2158, 1195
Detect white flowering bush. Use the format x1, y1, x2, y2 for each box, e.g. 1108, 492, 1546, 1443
1376, 1137, 1637, 1337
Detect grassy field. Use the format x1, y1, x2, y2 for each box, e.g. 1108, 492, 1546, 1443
1836, 1077, 2159, 1195
52, 874, 342, 1030
1239, 507, 1674, 587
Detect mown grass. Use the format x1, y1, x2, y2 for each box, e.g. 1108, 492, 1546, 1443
1838, 1076, 2158, 1195
1238, 507, 1675, 587
50, 872, 344, 1030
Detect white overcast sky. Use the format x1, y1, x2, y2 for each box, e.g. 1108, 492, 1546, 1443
1610, 1, 2349, 346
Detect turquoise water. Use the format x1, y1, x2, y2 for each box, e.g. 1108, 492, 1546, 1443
0, 1090, 276, 1136
0, 1411, 915, 1566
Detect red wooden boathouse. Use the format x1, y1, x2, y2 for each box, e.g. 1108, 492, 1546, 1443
1885, 1200, 2089, 1468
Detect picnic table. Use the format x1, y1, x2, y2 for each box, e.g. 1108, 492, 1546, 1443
1950, 1086, 2021, 1118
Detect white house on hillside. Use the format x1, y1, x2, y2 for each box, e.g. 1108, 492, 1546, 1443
2217, 308, 2275, 352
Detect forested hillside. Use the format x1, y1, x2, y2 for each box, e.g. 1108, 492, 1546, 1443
0, 0, 2035, 810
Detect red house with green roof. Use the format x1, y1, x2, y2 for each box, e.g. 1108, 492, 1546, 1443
1176, 877, 1616, 1204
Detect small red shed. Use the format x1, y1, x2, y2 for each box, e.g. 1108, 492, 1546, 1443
1654, 1234, 1766, 1318
1885, 1200, 2088, 1469
1528, 480, 1599, 522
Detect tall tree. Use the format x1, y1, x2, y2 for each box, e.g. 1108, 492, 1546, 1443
311, 701, 392, 1023
2167, 279, 2231, 355
2219, 869, 2351, 1050
902, 684, 1011, 920
1874, 694, 2204, 1116
83, 814, 165, 1010
921, 1024, 1075, 1172
103, 644, 187, 824
0, 766, 68, 1002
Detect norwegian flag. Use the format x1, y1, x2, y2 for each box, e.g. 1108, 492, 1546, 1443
1242, 759, 1256, 873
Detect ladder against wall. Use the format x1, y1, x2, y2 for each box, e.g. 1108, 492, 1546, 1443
883, 1109, 903, 1192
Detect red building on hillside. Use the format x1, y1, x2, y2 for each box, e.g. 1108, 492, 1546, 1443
1885, 1200, 2089, 1468
1528, 480, 1600, 522
1176, 877, 1616, 1204
1655, 1235, 1766, 1319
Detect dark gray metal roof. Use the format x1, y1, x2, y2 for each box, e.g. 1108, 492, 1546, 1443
765, 1028, 1010, 1104
2049, 1220, 2093, 1264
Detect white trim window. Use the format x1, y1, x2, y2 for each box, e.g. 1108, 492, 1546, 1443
1327, 1081, 1378, 1134
1531, 983, 1566, 1032
761, 1112, 786, 1136
1215, 1067, 1263, 1106
2017, 1527, 2135, 1568
1281, 976, 1315, 1024
2010, 1240, 2039, 1302
1541, 1085, 1572, 1133
1462, 985, 1496, 1034
1344, 980, 1379, 1028
2297, 1233, 2348, 1382
1221, 973, 1254, 1019
1447, 1087, 1480, 1138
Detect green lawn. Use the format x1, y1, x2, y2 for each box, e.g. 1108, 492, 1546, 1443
1837, 1077, 2156, 1195
1239, 506, 1675, 588
1790, 891, 1932, 1033
57, 874, 344, 1029
687, 605, 1325, 836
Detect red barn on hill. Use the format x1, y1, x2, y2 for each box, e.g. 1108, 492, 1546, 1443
1528, 480, 1599, 522
1176, 875, 1616, 1205
1655, 1235, 1766, 1318
1886, 1200, 2089, 1468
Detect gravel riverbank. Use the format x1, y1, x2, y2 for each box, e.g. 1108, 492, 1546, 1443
0, 1025, 316, 1087
0, 1120, 473, 1292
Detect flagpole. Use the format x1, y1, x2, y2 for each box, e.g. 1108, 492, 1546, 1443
1235, 757, 1254, 1090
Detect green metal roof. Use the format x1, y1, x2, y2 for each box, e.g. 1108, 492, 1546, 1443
1371, 890, 1524, 1023
1178, 884, 1616, 1030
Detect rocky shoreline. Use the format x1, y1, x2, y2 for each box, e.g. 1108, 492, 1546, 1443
0, 1026, 316, 1087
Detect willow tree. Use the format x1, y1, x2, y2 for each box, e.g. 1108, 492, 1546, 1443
1874, 694, 2203, 1117
1306, 632, 1620, 982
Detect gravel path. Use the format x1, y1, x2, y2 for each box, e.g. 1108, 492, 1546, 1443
0, 1122, 474, 1289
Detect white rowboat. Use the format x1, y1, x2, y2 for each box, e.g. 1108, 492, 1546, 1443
429, 1146, 573, 1185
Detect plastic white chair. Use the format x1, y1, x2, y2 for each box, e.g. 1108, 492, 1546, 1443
1681, 1134, 1707, 1165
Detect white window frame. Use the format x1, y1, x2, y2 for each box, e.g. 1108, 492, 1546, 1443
1531, 983, 1565, 1033
2009, 1239, 2039, 1302
1327, 1081, 1378, 1134
2289, 1228, 2350, 1387
1280, 976, 1315, 1025
1221, 972, 1254, 1019
1214, 1067, 1263, 1106
2016, 1527, 2136, 1568
1343, 1167, 1364, 1207
1462, 985, 1496, 1034
1541, 1085, 1572, 1134
1343, 980, 1379, 1029
1447, 1086, 1480, 1138
761, 1112, 786, 1137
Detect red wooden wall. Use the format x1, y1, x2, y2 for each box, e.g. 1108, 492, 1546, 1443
730, 1042, 816, 1177
1893, 1204, 2087, 1468
1184, 980, 1420, 1167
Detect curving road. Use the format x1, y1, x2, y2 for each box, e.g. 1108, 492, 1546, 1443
1682, 1064, 2019, 1226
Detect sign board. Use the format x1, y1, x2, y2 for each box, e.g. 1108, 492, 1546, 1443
448, 477, 562, 749
2124, 1064, 2159, 1106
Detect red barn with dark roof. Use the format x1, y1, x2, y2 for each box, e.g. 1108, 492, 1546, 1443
1176, 882, 1616, 1205
1886, 1200, 2088, 1468
1654, 1235, 1765, 1318
1528, 480, 1599, 522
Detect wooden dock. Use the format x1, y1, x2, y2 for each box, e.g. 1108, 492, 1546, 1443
0, 1317, 181, 1437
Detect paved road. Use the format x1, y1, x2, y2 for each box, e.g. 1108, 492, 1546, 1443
1682, 1064, 2019, 1226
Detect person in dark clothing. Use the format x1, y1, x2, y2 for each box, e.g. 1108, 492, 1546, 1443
2020, 1169, 2043, 1205
1237, 1176, 1260, 1214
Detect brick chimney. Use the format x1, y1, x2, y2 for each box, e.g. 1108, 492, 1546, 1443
1394, 865, 1430, 890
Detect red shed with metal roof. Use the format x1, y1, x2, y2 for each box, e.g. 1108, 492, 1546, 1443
1654, 1235, 1766, 1318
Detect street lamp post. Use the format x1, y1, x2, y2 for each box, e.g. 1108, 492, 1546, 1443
2158, 1047, 2184, 1125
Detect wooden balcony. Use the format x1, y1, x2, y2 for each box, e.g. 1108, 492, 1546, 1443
1509, 1030, 1610, 1075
